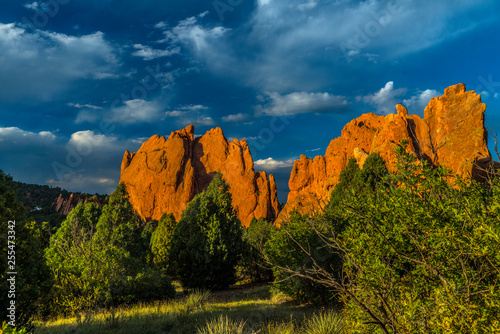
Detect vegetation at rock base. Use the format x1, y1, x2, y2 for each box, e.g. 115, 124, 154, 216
13, 181, 106, 228
169, 173, 245, 290
151, 213, 178, 275
45, 183, 175, 315
237, 217, 275, 284
265, 141, 500, 333
2, 135, 500, 333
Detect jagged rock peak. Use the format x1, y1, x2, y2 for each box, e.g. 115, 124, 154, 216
278, 83, 493, 221
120, 125, 279, 227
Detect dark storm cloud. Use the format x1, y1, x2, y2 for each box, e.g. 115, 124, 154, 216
0, 0, 499, 200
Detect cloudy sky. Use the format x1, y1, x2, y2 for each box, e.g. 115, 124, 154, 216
1, 0, 500, 202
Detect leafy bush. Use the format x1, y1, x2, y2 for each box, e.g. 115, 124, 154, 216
0, 321, 28, 334
239, 217, 275, 283
170, 173, 245, 290
337, 143, 500, 333
265, 143, 500, 333
264, 212, 339, 304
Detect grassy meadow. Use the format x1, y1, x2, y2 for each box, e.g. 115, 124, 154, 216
33, 283, 342, 334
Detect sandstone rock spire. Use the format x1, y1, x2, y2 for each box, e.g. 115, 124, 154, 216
120, 125, 279, 227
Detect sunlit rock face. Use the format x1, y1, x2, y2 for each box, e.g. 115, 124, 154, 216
278, 83, 493, 221
120, 125, 279, 227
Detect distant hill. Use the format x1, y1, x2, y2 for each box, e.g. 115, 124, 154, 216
13, 181, 107, 227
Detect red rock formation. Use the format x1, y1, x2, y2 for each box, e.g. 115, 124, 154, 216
52, 193, 83, 215
120, 125, 279, 227
279, 83, 493, 221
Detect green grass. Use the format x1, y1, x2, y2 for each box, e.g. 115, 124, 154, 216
33, 283, 343, 334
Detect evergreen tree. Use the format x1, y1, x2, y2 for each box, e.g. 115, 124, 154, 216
170, 173, 244, 290
45, 183, 174, 314
0, 170, 52, 327
151, 213, 177, 274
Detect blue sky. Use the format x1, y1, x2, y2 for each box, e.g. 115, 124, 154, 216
0, 0, 499, 202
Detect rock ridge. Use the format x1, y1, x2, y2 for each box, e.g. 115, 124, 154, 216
278, 83, 494, 221
120, 125, 279, 227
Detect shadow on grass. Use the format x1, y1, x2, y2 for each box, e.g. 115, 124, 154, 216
35, 285, 317, 334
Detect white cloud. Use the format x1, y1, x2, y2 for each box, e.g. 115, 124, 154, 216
0, 23, 119, 101
0, 125, 144, 194
180, 0, 493, 92
68, 102, 103, 110
165, 104, 208, 118
24, 2, 39, 11
362, 81, 407, 115
132, 44, 180, 60
307, 147, 321, 152
257, 91, 348, 116
160, 15, 229, 53
154, 13, 233, 74
0, 127, 57, 144
165, 110, 185, 117
254, 157, 295, 170
155, 21, 168, 29
182, 116, 216, 127
111, 99, 163, 124
403, 89, 441, 114
222, 113, 251, 122
297, 0, 318, 11
74, 99, 166, 125
68, 130, 116, 150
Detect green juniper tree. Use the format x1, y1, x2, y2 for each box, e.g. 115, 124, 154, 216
151, 213, 177, 274
45, 183, 174, 314
170, 173, 244, 290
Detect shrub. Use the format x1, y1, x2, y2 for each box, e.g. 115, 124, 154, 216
265, 142, 500, 333
264, 212, 339, 304
45, 183, 175, 314
0, 170, 52, 326
304, 310, 344, 334
239, 217, 275, 283
197, 315, 248, 334
185, 289, 211, 310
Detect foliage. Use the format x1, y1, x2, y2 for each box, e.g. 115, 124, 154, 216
239, 218, 275, 283
170, 173, 245, 290
303, 310, 344, 334
0, 170, 53, 327
265, 143, 500, 333
1, 321, 28, 333
185, 289, 211, 310
264, 212, 340, 304
337, 143, 500, 333
327, 153, 387, 210
45, 183, 174, 315
197, 315, 248, 334
151, 213, 177, 274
